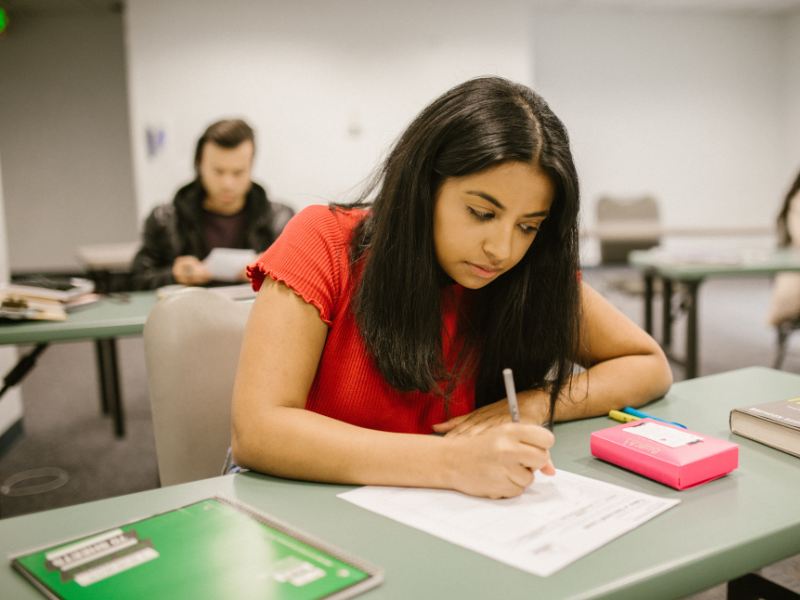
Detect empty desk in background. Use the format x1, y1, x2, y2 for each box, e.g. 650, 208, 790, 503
629, 248, 800, 379
0, 292, 159, 437
2, 367, 799, 600
75, 242, 139, 293
585, 224, 772, 241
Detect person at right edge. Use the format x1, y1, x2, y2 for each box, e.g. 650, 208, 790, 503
130, 119, 294, 290
768, 171, 800, 327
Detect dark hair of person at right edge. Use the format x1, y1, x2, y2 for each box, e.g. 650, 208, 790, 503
336, 76, 583, 426
193, 119, 255, 174
777, 169, 800, 246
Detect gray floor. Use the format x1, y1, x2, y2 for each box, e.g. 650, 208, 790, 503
0, 267, 798, 597
0, 337, 158, 518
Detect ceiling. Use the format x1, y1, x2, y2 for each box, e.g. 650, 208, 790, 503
533, 0, 800, 15
2, 0, 800, 17
0, 0, 120, 16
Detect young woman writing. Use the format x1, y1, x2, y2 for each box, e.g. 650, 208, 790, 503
230, 77, 672, 499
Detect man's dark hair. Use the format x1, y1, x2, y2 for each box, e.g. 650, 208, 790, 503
339, 76, 582, 424
194, 119, 255, 174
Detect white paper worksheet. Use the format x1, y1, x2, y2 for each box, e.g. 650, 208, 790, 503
338, 469, 679, 577
203, 248, 257, 282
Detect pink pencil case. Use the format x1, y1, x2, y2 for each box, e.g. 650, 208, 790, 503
590, 418, 738, 490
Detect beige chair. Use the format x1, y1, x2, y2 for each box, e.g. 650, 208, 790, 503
594, 196, 662, 296
596, 196, 661, 265
143, 288, 252, 487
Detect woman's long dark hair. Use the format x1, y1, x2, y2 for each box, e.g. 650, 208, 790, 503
338, 77, 581, 424
777, 170, 800, 246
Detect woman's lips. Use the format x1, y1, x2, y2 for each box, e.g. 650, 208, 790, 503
466, 262, 502, 279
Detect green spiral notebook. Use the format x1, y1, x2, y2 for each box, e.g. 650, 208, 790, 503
10, 494, 383, 600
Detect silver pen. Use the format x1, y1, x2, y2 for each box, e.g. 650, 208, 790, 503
502, 368, 520, 423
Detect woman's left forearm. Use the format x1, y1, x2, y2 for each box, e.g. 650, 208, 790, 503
531, 282, 674, 423
515, 350, 671, 424
438, 284, 674, 435
547, 352, 672, 422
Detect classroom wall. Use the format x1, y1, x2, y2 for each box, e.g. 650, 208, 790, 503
0, 11, 139, 273
780, 10, 800, 189
0, 153, 24, 442
531, 6, 786, 261
123, 0, 533, 221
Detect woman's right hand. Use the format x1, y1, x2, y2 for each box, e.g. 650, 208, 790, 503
442, 423, 555, 499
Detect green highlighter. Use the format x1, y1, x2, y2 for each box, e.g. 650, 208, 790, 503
10, 494, 383, 600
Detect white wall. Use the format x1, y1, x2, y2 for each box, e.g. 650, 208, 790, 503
0, 11, 139, 272
0, 153, 24, 440
532, 6, 786, 260
780, 10, 800, 187
124, 0, 532, 221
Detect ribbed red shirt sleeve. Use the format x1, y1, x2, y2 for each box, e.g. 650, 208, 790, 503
248, 205, 361, 326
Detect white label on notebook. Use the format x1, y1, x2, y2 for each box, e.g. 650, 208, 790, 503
46, 529, 124, 561
271, 557, 326, 586
74, 547, 159, 586
623, 422, 703, 448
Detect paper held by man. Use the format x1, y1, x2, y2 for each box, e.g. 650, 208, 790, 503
203, 248, 257, 282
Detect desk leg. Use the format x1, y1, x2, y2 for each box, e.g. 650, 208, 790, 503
94, 341, 110, 415
644, 272, 654, 335
95, 338, 125, 437
728, 573, 800, 599
684, 280, 701, 380
662, 278, 673, 350
0, 343, 48, 400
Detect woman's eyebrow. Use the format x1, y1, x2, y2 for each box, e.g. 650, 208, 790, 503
465, 191, 550, 218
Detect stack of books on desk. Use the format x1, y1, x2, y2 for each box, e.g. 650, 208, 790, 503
0, 277, 98, 321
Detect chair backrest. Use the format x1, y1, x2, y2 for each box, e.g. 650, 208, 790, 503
596, 196, 661, 264
143, 288, 252, 487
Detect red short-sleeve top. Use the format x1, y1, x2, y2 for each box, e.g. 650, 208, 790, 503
247, 205, 476, 434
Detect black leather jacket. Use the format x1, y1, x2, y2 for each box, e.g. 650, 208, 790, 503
130, 180, 294, 290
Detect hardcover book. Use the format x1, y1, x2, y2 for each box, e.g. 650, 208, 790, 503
591, 419, 739, 490
1, 277, 94, 302
10, 494, 383, 600
730, 397, 800, 458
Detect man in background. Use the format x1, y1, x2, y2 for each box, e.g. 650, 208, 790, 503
130, 119, 294, 290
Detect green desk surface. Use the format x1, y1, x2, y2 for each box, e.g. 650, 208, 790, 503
2, 367, 800, 600
0, 292, 159, 345
629, 248, 800, 281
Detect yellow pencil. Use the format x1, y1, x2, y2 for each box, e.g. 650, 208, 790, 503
609, 409, 641, 424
